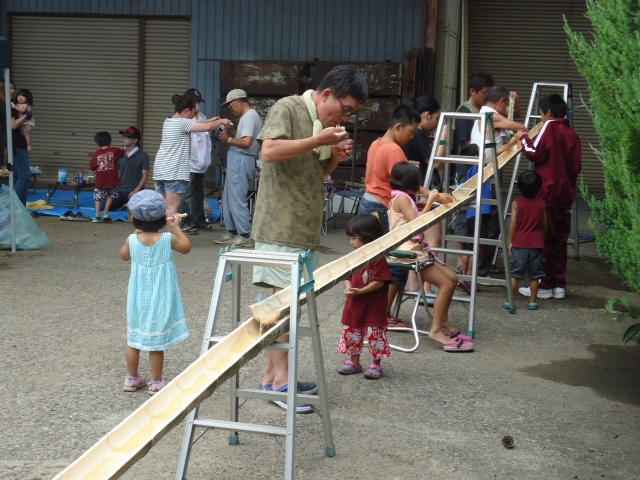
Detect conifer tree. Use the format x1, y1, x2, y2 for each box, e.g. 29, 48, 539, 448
565, 0, 640, 293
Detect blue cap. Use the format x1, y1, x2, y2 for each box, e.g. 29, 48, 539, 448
128, 190, 166, 222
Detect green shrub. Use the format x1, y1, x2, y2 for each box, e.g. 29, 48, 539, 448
565, 1, 640, 294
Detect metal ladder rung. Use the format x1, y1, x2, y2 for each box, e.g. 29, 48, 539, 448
193, 419, 287, 437
433, 156, 481, 164
458, 275, 507, 286
236, 388, 321, 406
429, 247, 474, 256
445, 235, 504, 246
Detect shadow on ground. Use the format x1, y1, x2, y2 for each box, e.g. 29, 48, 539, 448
522, 343, 640, 405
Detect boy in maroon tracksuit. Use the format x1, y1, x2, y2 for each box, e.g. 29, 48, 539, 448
516, 94, 582, 299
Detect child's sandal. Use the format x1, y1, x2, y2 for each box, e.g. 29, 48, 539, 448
337, 360, 362, 375
363, 364, 383, 379
445, 330, 473, 342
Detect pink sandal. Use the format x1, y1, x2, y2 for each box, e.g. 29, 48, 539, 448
443, 337, 474, 352
445, 330, 473, 342
123, 375, 147, 392
337, 360, 363, 375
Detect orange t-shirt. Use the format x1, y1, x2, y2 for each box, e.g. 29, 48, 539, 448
365, 139, 408, 207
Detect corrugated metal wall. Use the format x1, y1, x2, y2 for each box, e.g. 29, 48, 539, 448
4, 0, 427, 120
190, 0, 426, 118
4, 0, 190, 16
467, 0, 602, 197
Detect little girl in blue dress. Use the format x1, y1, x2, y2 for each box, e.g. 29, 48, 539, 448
120, 190, 191, 395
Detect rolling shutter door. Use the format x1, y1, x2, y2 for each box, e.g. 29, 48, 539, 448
467, 1, 603, 197
11, 17, 139, 182
142, 18, 191, 181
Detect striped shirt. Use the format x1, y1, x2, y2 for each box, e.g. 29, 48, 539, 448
153, 117, 197, 181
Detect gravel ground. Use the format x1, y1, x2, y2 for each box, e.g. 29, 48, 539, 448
1, 204, 639, 480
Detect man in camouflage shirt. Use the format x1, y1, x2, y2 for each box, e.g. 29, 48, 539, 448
253, 65, 368, 413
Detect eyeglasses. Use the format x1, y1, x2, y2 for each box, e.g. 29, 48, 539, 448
336, 96, 358, 118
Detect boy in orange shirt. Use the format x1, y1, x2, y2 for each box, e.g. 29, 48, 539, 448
360, 105, 451, 215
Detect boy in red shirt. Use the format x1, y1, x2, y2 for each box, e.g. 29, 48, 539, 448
504, 170, 547, 311
90, 131, 124, 223
516, 94, 582, 299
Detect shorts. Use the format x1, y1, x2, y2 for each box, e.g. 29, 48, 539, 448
453, 210, 468, 236
389, 253, 438, 285
338, 325, 390, 360
465, 214, 491, 250
155, 179, 188, 195
93, 188, 118, 201
510, 247, 545, 280
253, 241, 319, 289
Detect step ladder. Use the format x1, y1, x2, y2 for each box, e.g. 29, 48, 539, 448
175, 247, 335, 480
497, 82, 580, 265
391, 111, 515, 341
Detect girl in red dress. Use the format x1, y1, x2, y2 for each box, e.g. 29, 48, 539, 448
338, 215, 392, 379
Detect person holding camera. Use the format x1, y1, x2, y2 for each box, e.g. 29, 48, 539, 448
215, 89, 263, 248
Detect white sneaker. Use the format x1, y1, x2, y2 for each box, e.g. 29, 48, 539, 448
232, 235, 255, 249
553, 287, 566, 299
519, 286, 553, 299
214, 232, 236, 245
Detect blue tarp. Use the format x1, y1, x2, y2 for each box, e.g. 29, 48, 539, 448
0, 186, 222, 223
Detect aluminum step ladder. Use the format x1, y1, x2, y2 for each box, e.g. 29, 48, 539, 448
176, 247, 335, 480
417, 112, 515, 337
495, 82, 581, 266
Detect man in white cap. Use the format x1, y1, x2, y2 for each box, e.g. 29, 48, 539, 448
215, 89, 263, 247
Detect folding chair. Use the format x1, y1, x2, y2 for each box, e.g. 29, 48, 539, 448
321, 176, 335, 236
333, 180, 364, 229
371, 209, 433, 353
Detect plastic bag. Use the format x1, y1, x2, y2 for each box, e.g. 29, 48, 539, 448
0, 188, 52, 250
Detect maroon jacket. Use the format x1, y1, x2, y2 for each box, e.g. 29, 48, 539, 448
520, 119, 582, 209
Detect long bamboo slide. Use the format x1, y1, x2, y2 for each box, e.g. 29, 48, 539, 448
53, 123, 541, 479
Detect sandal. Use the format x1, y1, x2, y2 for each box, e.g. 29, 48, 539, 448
387, 314, 408, 329
443, 338, 474, 352
458, 280, 472, 294
445, 330, 473, 342
363, 364, 383, 379
123, 375, 147, 392
337, 360, 362, 375
148, 378, 169, 396
182, 227, 198, 235
200, 225, 213, 231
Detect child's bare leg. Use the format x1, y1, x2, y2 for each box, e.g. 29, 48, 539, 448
94, 200, 101, 218
149, 351, 164, 381
530, 278, 539, 303
511, 277, 519, 300
350, 354, 361, 367
456, 243, 465, 268
408, 270, 419, 291
424, 223, 442, 293
104, 197, 114, 215
462, 255, 471, 276
421, 263, 460, 344
125, 346, 140, 377
387, 284, 402, 316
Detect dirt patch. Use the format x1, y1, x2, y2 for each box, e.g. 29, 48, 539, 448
522, 343, 640, 405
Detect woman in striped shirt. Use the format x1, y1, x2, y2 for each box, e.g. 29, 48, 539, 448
153, 94, 231, 215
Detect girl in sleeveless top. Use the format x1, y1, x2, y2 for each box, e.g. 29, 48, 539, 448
388, 163, 474, 352
120, 190, 192, 395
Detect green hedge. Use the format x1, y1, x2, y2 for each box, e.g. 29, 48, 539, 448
565, 0, 640, 293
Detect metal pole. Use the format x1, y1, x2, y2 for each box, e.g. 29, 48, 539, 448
4, 69, 15, 252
